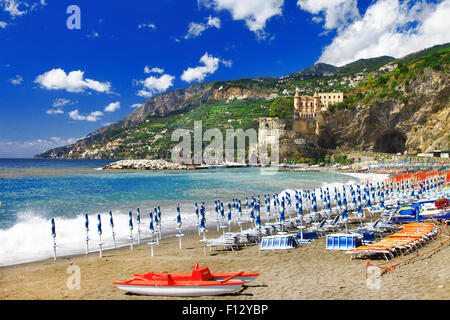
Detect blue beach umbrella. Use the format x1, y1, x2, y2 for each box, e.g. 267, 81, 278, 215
128, 211, 133, 230
136, 208, 141, 225
200, 214, 206, 233
342, 208, 348, 221
255, 209, 261, 229
157, 206, 162, 223
176, 204, 182, 229
195, 203, 199, 223
97, 214, 102, 236
313, 201, 318, 214
84, 213, 89, 232
280, 207, 285, 231
50, 218, 57, 260
220, 203, 225, 220
109, 211, 114, 228
51, 218, 56, 238
149, 211, 154, 234
250, 206, 255, 222
298, 202, 303, 218
154, 208, 159, 225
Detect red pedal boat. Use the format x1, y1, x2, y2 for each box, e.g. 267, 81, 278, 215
113, 263, 259, 296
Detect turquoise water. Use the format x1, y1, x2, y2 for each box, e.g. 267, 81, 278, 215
0, 159, 362, 266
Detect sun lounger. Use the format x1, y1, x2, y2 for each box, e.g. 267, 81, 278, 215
259, 234, 299, 255
345, 222, 436, 260
326, 233, 362, 250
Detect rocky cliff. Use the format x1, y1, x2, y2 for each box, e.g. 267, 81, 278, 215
320, 67, 449, 154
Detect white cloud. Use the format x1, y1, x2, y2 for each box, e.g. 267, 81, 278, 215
136, 73, 175, 98
138, 23, 156, 30
184, 15, 221, 39
297, 0, 360, 30
46, 108, 64, 115
104, 101, 120, 112
86, 31, 99, 39
302, 0, 450, 66
0, 0, 27, 17
129, 103, 142, 108
199, 0, 284, 39
0, 137, 78, 158
52, 98, 71, 107
181, 52, 231, 83
0, 21, 7, 28
144, 66, 164, 74
0, 0, 46, 18
68, 109, 103, 122
9, 74, 23, 85
35, 68, 112, 93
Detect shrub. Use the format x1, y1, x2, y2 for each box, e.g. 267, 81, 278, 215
269, 97, 294, 118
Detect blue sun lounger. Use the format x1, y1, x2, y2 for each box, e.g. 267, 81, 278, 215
259, 234, 298, 255
326, 233, 362, 250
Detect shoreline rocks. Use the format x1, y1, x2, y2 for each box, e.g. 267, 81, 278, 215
103, 159, 194, 171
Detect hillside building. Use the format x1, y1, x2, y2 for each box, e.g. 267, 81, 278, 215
294, 88, 344, 118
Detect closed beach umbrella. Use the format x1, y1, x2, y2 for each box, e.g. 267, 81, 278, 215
154, 208, 159, 225
51, 218, 56, 238
176, 204, 182, 228
298, 201, 303, 218
255, 208, 261, 229
195, 203, 199, 222
51, 218, 57, 260
128, 211, 133, 230
84, 214, 90, 254
220, 204, 225, 220
136, 208, 141, 225
109, 211, 116, 248
109, 211, 114, 228
148, 211, 154, 233
200, 214, 206, 233
97, 214, 102, 236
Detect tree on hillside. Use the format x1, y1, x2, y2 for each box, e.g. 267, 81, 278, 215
269, 97, 294, 118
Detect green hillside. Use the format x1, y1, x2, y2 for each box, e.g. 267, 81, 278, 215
36, 43, 449, 160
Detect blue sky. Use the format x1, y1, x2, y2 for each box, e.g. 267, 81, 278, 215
0, 0, 449, 157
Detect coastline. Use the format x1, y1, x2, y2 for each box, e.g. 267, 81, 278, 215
0, 166, 448, 300
0, 214, 448, 300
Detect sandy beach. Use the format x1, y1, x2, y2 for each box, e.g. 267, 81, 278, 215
0, 216, 448, 300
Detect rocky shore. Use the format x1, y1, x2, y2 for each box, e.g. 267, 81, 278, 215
103, 159, 193, 170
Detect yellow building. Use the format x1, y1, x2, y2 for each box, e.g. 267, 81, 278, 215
315, 92, 344, 111
294, 88, 344, 118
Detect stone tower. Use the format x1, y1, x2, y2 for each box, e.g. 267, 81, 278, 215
294, 88, 301, 117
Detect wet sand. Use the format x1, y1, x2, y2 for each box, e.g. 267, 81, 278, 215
0, 220, 448, 300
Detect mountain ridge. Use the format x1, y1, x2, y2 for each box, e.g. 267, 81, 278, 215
36, 43, 450, 160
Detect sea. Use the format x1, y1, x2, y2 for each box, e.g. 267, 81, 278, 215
0, 159, 385, 266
